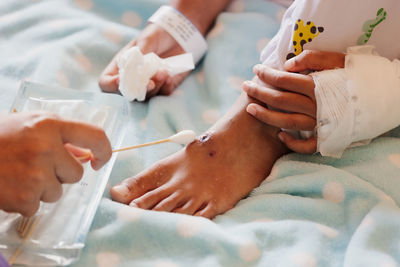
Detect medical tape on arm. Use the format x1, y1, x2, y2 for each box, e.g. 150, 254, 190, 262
148, 5, 208, 65
312, 46, 400, 158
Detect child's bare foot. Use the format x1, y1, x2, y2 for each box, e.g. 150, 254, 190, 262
111, 94, 288, 219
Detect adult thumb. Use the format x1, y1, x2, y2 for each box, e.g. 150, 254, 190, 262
284, 50, 345, 73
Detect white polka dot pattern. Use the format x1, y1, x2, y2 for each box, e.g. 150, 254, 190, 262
322, 182, 345, 203
196, 71, 205, 84
117, 205, 143, 222
121, 11, 142, 27
316, 224, 339, 239
56, 71, 69, 87
291, 252, 317, 267
75, 54, 92, 72
388, 154, 400, 168
96, 252, 120, 267
207, 21, 224, 39
227, 76, 245, 92
202, 109, 221, 124
177, 216, 204, 238
102, 28, 124, 44
155, 261, 180, 267
73, 0, 94, 10
239, 242, 261, 262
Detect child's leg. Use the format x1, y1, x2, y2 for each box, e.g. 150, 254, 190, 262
111, 93, 289, 219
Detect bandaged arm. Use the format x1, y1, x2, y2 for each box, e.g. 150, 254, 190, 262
311, 46, 400, 158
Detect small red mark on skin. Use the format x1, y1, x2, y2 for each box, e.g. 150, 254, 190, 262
200, 133, 211, 143
209, 150, 216, 157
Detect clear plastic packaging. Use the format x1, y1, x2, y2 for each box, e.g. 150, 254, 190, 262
0, 81, 129, 266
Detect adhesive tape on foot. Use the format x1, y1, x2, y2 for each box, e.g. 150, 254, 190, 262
148, 5, 208, 64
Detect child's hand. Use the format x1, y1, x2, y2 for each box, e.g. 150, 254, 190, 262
243, 50, 345, 154
99, 23, 189, 99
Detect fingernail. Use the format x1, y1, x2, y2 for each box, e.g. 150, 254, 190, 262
242, 80, 252, 92
246, 104, 257, 116
112, 184, 130, 197
129, 201, 138, 208
284, 58, 295, 69
278, 132, 284, 142
253, 64, 263, 74
147, 80, 155, 91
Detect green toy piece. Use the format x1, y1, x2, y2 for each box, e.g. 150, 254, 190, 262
357, 8, 387, 45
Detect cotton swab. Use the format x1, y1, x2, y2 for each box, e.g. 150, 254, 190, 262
76, 130, 196, 161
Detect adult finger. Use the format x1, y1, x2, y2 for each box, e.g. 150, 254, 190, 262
246, 103, 316, 131
58, 120, 112, 170
243, 81, 316, 117
64, 143, 92, 163
54, 144, 84, 183
40, 171, 63, 203
17, 199, 41, 217
253, 64, 315, 98
278, 131, 317, 154
284, 50, 345, 73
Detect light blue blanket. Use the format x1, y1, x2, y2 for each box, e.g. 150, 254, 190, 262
1, 0, 400, 266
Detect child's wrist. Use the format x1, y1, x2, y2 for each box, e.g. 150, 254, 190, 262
148, 5, 208, 64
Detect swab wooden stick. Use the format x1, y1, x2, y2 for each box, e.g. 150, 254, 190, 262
9, 215, 42, 265
76, 130, 196, 161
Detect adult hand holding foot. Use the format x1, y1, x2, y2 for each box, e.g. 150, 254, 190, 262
243, 50, 345, 154
0, 112, 112, 217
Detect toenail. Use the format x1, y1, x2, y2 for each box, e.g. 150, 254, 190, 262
112, 184, 130, 197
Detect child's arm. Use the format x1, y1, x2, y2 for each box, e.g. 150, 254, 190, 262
243, 50, 345, 154
99, 0, 232, 98
244, 48, 400, 158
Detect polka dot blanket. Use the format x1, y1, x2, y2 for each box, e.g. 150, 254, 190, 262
0, 0, 399, 266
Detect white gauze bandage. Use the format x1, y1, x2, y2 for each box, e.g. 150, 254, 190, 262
118, 46, 194, 101
312, 46, 400, 158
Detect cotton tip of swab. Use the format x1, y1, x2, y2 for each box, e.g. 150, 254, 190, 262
169, 130, 196, 145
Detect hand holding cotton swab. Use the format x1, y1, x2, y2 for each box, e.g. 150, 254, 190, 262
76, 130, 196, 161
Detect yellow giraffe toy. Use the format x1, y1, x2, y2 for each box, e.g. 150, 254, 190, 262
286, 19, 324, 60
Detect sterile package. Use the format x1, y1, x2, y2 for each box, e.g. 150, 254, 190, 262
118, 46, 194, 101
0, 81, 129, 266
